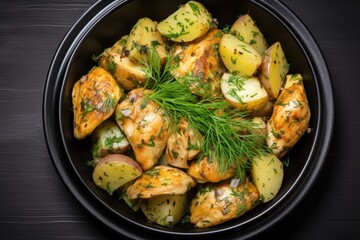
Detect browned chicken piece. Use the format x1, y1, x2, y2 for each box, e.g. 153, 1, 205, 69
115, 88, 171, 170
267, 74, 311, 158
171, 29, 226, 97
72, 66, 122, 140
127, 165, 196, 199
187, 155, 235, 183
99, 35, 147, 91
165, 118, 203, 169
190, 178, 260, 228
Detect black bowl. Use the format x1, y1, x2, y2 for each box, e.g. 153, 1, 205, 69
43, 0, 334, 239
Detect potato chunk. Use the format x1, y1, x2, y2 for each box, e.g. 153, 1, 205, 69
92, 154, 142, 195
230, 14, 268, 55
126, 17, 167, 64
157, 1, 212, 42
141, 194, 187, 227
251, 153, 283, 203
259, 42, 290, 98
99, 36, 147, 91
219, 34, 262, 76
221, 73, 269, 113
91, 119, 130, 160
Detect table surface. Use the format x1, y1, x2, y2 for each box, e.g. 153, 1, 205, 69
1, 0, 359, 239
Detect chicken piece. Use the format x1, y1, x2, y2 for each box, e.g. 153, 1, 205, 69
72, 66, 121, 140
190, 178, 260, 228
127, 165, 196, 199
187, 155, 235, 183
267, 74, 311, 158
99, 35, 147, 91
165, 118, 203, 169
115, 88, 171, 170
171, 29, 226, 97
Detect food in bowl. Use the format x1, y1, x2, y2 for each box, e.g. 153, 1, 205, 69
70, 0, 311, 228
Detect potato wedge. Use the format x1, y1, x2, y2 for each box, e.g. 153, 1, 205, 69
157, 1, 212, 42
259, 42, 290, 98
251, 153, 283, 203
92, 154, 142, 195
230, 14, 267, 55
141, 194, 187, 227
219, 34, 262, 76
126, 17, 167, 64
221, 73, 269, 112
91, 119, 130, 160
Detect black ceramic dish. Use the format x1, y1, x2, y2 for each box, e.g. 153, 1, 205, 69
43, 0, 334, 239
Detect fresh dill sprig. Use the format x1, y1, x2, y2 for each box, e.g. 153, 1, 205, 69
140, 48, 269, 178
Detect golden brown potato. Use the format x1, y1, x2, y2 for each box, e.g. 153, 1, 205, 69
267, 74, 311, 158
126, 17, 167, 64
92, 154, 143, 195
165, 118, 203, 169
115, 88, 171, 170
230, 14, 268, 55
190, 178, 260, 228
172, 29, 226, 97
221, 73, 269, 113
219, 34, 262, 76
72, 66, 121, 139
127, 165, 196, 199
99, 36, 147, 91
259, 42, 290, 99
157, 1, 213, 42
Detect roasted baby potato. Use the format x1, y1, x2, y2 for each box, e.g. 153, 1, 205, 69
126, 17, 167, 64
221, 73, 269, 113
91, 119, 130, 160
219, 34, 262, 76
127, 165, 196, 199
72, 66, 121, 139
157, 1, 213, 42
99, 36, 147, 91
92, 154, 143, 195
267, 74, 311, 158
141, 194, 188, 227
190, 179, 260, 228
251, 153, 283, 203
259, 42, 290, 98
230, 14, 268, 55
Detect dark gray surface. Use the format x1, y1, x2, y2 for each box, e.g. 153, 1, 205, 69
0, 0, 359, 239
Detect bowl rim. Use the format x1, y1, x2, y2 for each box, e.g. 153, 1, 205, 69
43, 0, 334, 239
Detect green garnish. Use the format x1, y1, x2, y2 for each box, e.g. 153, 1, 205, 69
141, 48, 269, 178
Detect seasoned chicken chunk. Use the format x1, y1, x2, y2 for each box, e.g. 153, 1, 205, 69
187, 155, 235, 183
267, 74, 311, 158
127, 165, 196, 199
72, 66, 122, 140
115, 88, 171, 170
165, 118, 203, 169
171, 29, 226, 97
190, 178, 260, 228
99, 35, 147, 91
